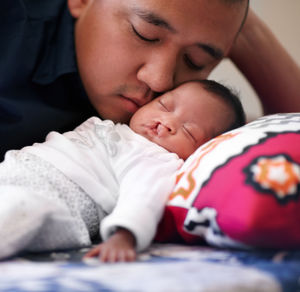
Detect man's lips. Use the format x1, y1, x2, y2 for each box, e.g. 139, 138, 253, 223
121, 94, 149, 106
120, 88, 155, 108
119, 95, 143, 113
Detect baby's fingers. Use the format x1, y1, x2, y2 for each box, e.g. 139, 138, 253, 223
123, 249, 136, 262
114, 250, 135, 262
83, 245, 136, 262
102, 248, 136, 262
83, 245, 101, 258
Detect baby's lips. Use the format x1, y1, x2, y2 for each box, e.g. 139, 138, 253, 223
157, 123, 168, 137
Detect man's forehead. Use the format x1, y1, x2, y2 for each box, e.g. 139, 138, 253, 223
131, 6, 176, 33
129, 2, 225, 60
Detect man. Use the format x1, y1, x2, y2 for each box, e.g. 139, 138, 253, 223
0, 0, 299, 159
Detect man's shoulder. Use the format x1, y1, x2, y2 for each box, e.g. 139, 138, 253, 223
1, 0, 67, 20
1, 0, 75, 85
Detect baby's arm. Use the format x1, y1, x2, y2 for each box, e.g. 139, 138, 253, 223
84, 138, 183, 263
84, 228, 136, 262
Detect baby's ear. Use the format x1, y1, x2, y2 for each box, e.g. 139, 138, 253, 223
67, 0, 90, 19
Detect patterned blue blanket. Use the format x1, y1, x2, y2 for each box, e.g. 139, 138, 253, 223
0, 244, 299, 292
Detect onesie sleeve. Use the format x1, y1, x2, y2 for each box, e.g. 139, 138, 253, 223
100, 152, 183, 252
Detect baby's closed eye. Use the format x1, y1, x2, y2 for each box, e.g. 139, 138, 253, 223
182, 125, 197, 144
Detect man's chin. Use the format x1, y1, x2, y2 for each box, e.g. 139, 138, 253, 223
99, 111, 132, 124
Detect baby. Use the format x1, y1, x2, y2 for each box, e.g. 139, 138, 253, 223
0, 80, 245, 262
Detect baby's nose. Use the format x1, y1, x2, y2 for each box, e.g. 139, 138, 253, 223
157, 123, 176, 137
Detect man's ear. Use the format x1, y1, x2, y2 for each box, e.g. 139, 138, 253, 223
67, 0, 90, 19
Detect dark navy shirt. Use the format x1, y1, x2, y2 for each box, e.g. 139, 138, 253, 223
0, 0, 97, 160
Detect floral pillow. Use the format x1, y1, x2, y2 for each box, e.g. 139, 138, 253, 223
156, 113, 300, 249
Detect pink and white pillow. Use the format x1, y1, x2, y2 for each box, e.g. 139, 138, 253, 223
156, 113, 300, 249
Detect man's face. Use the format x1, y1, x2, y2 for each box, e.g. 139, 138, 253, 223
69, 0, 246, 123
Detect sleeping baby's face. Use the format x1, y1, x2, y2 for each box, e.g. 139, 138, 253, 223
129, 81, 234, 160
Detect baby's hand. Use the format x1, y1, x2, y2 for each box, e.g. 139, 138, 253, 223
84, 228, 136, 262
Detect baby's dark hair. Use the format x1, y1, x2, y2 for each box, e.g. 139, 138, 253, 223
195, 79, 246, 133
200, 79, 246, 131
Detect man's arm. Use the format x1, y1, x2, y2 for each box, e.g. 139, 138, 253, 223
229, 9, 300, 115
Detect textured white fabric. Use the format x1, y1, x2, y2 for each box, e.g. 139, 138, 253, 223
0, 151, 101, 259
1, 117, 183, 256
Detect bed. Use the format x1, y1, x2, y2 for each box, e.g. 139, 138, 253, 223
1, 113, 300, 291
0, 243, 300, 291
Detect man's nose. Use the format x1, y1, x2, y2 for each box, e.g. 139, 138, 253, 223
137, 49, 177, 93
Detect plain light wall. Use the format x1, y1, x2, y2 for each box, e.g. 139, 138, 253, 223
209, 0, 300, 121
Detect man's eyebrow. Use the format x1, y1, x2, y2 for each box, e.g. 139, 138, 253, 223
131, 7, 223, 60
132, 7, 176, 33
197, 43, 224, 60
